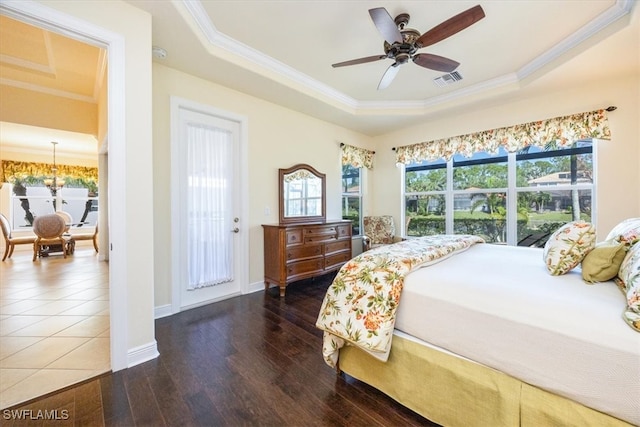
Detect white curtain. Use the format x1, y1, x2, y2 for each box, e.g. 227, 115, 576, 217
186, 123, 233, 289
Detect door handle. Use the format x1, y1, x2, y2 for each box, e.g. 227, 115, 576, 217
232, 227, 240, 233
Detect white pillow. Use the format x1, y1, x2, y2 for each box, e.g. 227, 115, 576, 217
543, 221, 596, 276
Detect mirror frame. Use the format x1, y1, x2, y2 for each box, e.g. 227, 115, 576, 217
278, 163, 326, 224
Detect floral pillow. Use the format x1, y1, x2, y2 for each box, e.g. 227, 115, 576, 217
605, 218, 640, 242
543, 221, 596, 276
616, 243, 640, 332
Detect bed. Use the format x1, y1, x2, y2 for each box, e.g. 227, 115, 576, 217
316, 229, 640, 427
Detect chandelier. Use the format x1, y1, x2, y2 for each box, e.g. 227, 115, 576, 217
43, 141, 65, 196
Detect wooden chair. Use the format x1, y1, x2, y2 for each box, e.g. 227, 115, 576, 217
71, 223, 99, 253
32, 214, 73, 261
0, 213, 36, 261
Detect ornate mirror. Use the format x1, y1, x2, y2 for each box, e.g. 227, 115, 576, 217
279, 164, 326, 224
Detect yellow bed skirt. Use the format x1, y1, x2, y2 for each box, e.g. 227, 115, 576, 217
339, 335, 631, 427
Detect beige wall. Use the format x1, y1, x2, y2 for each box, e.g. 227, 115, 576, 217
371, 74, 640, 240
97, 65, 108, 151
152, 63, 373, 307
0, 85, 97, 135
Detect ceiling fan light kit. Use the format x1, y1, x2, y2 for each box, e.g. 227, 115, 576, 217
332, 5, 485, 90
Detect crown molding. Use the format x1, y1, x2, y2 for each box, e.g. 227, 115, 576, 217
356, 73, 520, 112
177, 0, 632, 114
177, 0, 358, 109
0, 77, 96, 103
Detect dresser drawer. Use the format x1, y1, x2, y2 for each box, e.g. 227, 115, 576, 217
325, 239, 350, 255
304, 226, 337, 244
287, 244, 322, 262
287, 258, 324, 277
325, 252, 351, 270
337, 225, 351, 239
286, 229, 303, 246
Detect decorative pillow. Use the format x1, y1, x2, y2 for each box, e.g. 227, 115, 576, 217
616, 243, 640, 332
581, 240, 627, 283
543, 221, 596, 276
605, 218, 640, 242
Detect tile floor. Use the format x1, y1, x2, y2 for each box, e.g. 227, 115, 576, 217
0, 242, 110, 409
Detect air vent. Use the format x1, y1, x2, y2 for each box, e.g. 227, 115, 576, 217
433, 71, 463, 87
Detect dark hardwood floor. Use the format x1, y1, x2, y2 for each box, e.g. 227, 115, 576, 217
3, 274, 439, 426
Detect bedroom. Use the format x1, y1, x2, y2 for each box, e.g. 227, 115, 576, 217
0, 0, 638, 424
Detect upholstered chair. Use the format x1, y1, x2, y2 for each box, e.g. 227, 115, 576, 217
56, 211, 73, 232
362, 215, 403, 251
0, 213, 36, 261
32, 214, 72, 261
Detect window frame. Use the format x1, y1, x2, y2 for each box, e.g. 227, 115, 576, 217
342, 164, 363, 237
402, 142, 596, 245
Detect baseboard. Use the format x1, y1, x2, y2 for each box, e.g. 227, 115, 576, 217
154, 304, 173, 319
127, 341, 159, 368
246, 280, 265, 294
154, 284, 264, 320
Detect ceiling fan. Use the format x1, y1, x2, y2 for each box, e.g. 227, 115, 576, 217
332, 5, 485, 90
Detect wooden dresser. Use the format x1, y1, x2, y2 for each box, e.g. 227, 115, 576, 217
262, 220, 352, 296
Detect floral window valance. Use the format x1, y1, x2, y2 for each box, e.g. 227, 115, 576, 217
395, 109, 612, 164
1, 160, 98, 186
283, 169, 315, 182
341, 143, 375, 169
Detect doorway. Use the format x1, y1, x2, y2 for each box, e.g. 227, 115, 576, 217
0, 0, 129, 408
171, 98, 248, 312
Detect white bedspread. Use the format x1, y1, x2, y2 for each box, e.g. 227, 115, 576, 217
395, 244, 640, 425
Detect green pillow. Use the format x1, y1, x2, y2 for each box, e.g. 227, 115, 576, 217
581, 240, 627, 283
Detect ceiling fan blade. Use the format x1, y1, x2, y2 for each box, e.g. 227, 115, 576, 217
377, 63, 400, 90
416, 5, 485, 48
413, 53, 460, 72
332, 55, 387, 68
369, 7, 403, 44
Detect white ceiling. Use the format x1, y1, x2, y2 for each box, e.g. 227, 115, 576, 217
127, 0, 638, 136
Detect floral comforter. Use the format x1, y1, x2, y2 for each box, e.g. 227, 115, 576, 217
315, 234, 485, 368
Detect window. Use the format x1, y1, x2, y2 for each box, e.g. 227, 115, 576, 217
342, 164, 362, 236
9, 186, 99, 229
404, 141, 594, 245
